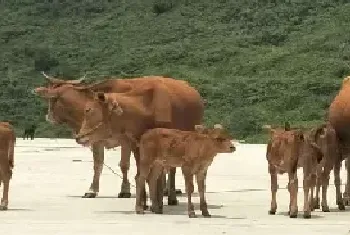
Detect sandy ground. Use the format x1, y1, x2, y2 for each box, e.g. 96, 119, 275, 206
0, 138, 349, 235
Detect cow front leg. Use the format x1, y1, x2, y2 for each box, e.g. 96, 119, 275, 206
268, 166, 278, 215
167, 167, 179, 206
135, 174, 147, 214
344, 157, 350, 206
288, 173, 298, 218
118, 145, 132, 198
312, 171, 321, 210
83, 143, 104, 198
303, 174, 315, 219
334, 160, 345, 210
133, 147, 148, 210
196, 170, 210, 217
183, 168, 195, 218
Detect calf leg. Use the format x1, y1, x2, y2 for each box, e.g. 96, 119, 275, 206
118, 145, 132, 198
135, 173, 147, 214
303, 174, 315, 219
133, 148, 147, 210
83, 143, 104, 198
334, 160, 345, 210
268, 165, 278, 215
148, 165, 163, 214
196, 170, 210, 217
344, 157, 350, 206
320, 169, 331, 212
167, 167, 179, 206
312, 167, 321, 210
288, 172, 298, 218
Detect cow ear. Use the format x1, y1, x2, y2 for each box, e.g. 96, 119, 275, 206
194, 124, 206, 133
153, 84, 172, 123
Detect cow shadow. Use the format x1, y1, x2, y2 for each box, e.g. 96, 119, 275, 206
277, 211, 324, 219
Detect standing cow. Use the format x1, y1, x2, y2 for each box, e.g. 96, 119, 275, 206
0, 122, 16, 210
135, 124, 236, 217
75, 79, 205, 207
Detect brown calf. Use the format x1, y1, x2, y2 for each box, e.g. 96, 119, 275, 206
0, 122, 15, 210
310, 122, 345, 212
135, 124, 235, 217
265, 125, 323, 218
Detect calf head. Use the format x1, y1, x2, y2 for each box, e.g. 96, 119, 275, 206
195, 124, 236, 153
75, 92, 123, 146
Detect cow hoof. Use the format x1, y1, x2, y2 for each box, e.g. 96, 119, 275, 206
0, 205, 8, 211
154, 209, 163, 214
303, 212, 311, 219
163, 191, 168, 196
143, 205, 149, 210
168, 199, 179, 206
176, 189, 182, 195
268, 210, 276, 215
136, 210, 145, 215
82, 192, 97, 198
188, 212, 197, 218
321, 206, 330, 212
289, 213, 297, 218
202, 212, 211, 218
118, 192, 131, 198
338, 203, 346, 211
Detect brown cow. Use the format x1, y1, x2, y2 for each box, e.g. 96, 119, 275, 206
135, 124, 235, 217
310, 122, 345, 212
329, 75, 350, 206
0, 122, 15, 210
75, 79, 205, 206
265, 125, 323, 218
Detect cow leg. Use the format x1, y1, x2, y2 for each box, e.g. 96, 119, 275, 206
268, 165, 278, 215
0, 163, 10, 210
288, 172, 298, 218
135, 172, 147, 214
118, 145, 132, 198
312, 172, 321, 210
319, 169, 330, 212
303, 175, 313, 219
167, 167, 179, 206
334, 160, 345, 210
196, 170, 210, 218
83, 143, 104, 198
344, 156, 350, 206
183, 167, 195, 218
148, 165, 163, 214
133, 147, 148, 210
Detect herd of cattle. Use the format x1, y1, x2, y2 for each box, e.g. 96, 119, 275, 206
1, 72, 350, 218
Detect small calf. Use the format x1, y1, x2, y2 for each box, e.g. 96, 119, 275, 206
0, 122, 15, 210
136, 124, 235, 217
265, 125, 323, 218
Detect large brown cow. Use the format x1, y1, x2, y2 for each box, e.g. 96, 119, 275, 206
265, 125, 323, 218
0, 122, 16, 210
33, 73, 133, 198
135, 124, 235, 217
75, 78, 205, 206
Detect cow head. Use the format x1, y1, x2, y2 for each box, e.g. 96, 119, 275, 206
196, 124, 236, 153
32, 72, 90, 131
75, 92, 119, 146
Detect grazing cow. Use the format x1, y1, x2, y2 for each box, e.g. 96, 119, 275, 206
0, 122, 15, 210
23, 124, 37, 140
310, 122, 345, 212
329, 75, 350, 205
75, 79, 205, 207
265, 125, 323, 218
135, 124, 235, 217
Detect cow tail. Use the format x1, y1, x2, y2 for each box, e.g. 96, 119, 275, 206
8, 136, 15, 178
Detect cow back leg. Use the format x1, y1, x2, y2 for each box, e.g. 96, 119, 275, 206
344, 156, 350, 206
288, 172, 298, 218
334, 160, 345, 210
0, 163, 10, 210
196, 170, 210, 217
118, 144, 132, 198
268, 165, 278, 215
167, 167, 179, 206
320, 169, 331, 212
83, 143, 104, 198
148, 164, 163, 214
312, 168, 321, 210
182, 167, 195, 218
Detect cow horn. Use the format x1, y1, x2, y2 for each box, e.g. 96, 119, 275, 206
41, 71, 65, 84
214, 124, 223, 129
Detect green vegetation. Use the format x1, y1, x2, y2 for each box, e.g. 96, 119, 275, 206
0, 0, 349, 142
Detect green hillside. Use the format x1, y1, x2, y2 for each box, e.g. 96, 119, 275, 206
1, 0, 349, 142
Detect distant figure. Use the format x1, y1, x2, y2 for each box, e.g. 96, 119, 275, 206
23, 124, 37, 140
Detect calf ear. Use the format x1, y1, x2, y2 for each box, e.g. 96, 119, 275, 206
194, 124, 206, 133
110, 101, 123, 116
153, 85, 172, 123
